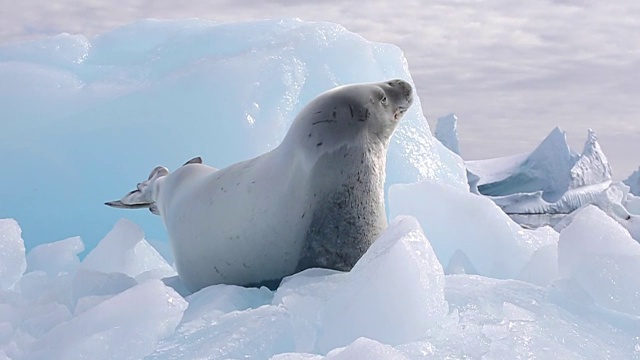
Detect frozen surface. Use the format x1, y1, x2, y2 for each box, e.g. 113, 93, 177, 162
0, 19, 466, 252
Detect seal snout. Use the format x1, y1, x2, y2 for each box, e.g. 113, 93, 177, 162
387, 79, 413, 121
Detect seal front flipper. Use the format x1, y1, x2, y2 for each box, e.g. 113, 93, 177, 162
105, 165, 169, 215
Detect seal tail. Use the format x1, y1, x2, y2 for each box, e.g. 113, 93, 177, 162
105, 166, 169, 215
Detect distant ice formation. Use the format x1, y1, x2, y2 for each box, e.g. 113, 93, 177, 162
624, 167, 640, 196
434, 113, 460, 155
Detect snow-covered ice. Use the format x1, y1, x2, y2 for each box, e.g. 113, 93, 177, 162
1, 18, 640, 360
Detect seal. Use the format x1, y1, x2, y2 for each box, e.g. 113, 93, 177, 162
106, 79, 413, 292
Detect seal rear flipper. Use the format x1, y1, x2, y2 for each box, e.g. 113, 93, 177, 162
104, 200, 153, 209
104, 165, 169, 215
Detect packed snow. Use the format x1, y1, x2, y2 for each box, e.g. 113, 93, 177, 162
1, 19, 640, 359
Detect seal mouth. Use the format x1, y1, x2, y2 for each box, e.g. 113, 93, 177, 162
393, 106, 409, 122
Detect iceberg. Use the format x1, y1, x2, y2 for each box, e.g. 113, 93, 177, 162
0, 18, 467, 253
464, 127, 616, 226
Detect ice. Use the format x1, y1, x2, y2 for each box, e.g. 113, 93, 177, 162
1, 19, 466, 253
434, 113, 459, 155
1, 18, 640, 359
0, 219, 26, 291
321, 338, 410, 360
149, 305, 315, 359
26, 280, 187, 360
315, 216, 447, 352
568, 129, 612, 188
25, 237, 83, 277
389, 180, 558, 279
466, 127, 613, 216
80, 219, 176, 281
181, 284, 273, 323
623, 166, 640, 196
558, 205, 640, 316
467, 127, 578, 201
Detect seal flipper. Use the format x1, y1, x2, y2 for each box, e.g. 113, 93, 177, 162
183, 156, 202, 166
105, 166, 169, 215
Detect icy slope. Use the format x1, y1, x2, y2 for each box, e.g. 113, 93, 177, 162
0, 19, 466, 252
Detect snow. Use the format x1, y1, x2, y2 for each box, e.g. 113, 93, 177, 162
1, 18, 640, 360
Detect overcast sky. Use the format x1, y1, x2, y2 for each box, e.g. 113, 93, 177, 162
2, 1, 639, 178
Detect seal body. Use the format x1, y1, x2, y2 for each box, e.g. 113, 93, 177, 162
107, 79, 413, 292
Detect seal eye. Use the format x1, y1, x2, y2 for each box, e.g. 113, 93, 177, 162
381, 96, 387, 105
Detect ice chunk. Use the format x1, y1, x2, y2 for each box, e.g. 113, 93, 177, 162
316, 216, 447, 352
20, 302, 72, 338
149, 305, 315, 359
1, 19, 466, 254
569, 129, 612, 188
625, 193, 640, 215
270, 338, 410, 360
71, 269, 137, 308
0, 219, 26, 290
80, 219, 176, 280
624, 167, 640, 196
270, 354, 322, 360
27, 280, 187, 360
181, 284, 273, 323
516, 243, 558, 286
389, 180, 558, 279
558, 205, 640, 316
324, 338, 409, 359
26, 236, 83, 277
415, 275, 640, 359
273, 268, 345, 326
434, 113, 460, 155
444, 249, 478, 275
